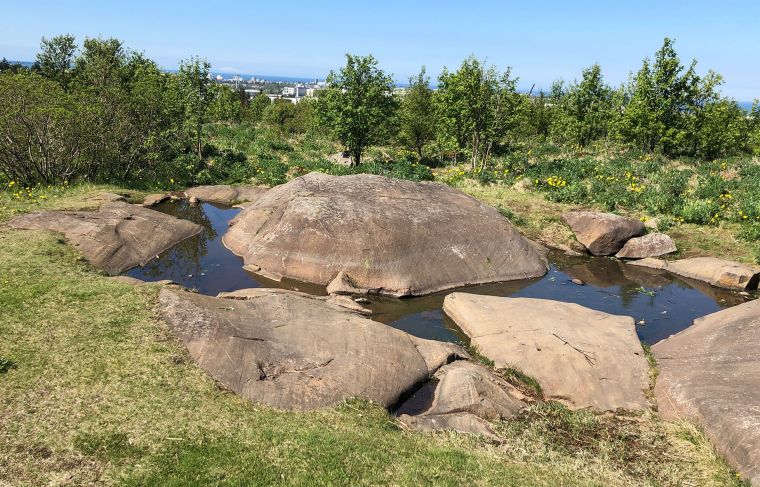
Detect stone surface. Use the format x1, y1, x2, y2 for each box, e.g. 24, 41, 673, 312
86, 192, 127, 205
442, 293, 649, 411
184, 185, 268, 206
217, 287, 372, 315
142, 193, 170, 206
9, 202, 202, 275
616, 233, 677, 259
108, 276, 175, 286
562, 211, 645, 256
328, 151, 355, 166
159, 288, 466, 411
398, 360, 526, 437
631, 257, 760, 290
653, 300, 760, 486
223, 172, 548, 297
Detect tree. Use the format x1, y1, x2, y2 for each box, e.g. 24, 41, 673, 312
434, 56, 523, 169
36, 34, 76, 89
317, 54, 397, 165
178, 56, 212, 158
552, 64, 614, 147
209, 84, 242, 123
244, 93, 271, 122
0, 72, 88, 184
619, 38, 700, 155
399, 67, 435, 159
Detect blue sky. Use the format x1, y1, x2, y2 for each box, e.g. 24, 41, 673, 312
2, 1, 758, 100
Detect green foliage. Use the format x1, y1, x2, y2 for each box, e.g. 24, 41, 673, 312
177, 56, 212, 158
435, 56, 523, 169
208, 84, 242, 123
262, 99, 315, 134
243, 93, 271, 123
551, 64, 615, 147
36, 34, 76, 89
498, 366, 543, 398
317, 54, 398, 164
398, 66, 435, 158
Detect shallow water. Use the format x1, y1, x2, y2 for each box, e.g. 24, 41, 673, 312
127, 200, 754, 345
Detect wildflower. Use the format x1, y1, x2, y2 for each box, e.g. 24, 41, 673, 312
7, 181, 14, 187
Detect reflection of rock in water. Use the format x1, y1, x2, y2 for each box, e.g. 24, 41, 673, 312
620, 262, 673, 289
366, 278, 539, 325
136, 201, 216, 281
561, 257, 631, 288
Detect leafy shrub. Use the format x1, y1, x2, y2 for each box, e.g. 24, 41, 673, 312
678, 199, 720, 225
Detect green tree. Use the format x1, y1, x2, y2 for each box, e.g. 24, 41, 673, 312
750, 101, 760, 155
244, 93, 271, 123
209, 84, 242, 123
317, 54, 397, 165
398, 67, 435, 159
434, 56, 523, 169
0, 72, 88, 184
178, 56, 212, 158
619, 38, 700, 155
552, 64, 614, 147
36, 34, 76, 89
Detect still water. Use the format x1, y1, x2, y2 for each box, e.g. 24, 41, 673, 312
126, 200, 753, 345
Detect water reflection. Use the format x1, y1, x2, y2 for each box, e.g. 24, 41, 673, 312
126, 200, 755, 345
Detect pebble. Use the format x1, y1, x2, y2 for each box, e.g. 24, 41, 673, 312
571, 278, 585, 286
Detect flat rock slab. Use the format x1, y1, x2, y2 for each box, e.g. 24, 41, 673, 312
398, 360, 526, 437
653, 300, 760, 486
443, 293, 649, 411
631, 257, 760, 290
223, 172, 548, 297
158, 288, 465, 411
142, 193, 170, 206
562, 211, 645, 256
217, 287, 372, 315
8, 202, 202, 275
616, 233, 676, 259
185, 185, 268, 206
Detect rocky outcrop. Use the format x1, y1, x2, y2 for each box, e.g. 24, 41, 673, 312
562, 211, 645, 256
442, 293, 650, 411
223, 172, 548, 297
158, 288, 466, 411
630, 257, 760, 290
397, 361, 527, 437
8, 202, 202, 275
653, 300, 760, 486
615, 233, 677, 259
142, 193, 170, 206
184, 185, 268, 206
216, 287, 372, 315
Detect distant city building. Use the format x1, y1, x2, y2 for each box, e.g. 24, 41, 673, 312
282, 86, 307, 97
215, 74, 224, 81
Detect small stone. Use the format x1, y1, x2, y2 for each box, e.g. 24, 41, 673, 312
354, 297, 371, 304
571, 278, 585, 286
637, 320, 646, 326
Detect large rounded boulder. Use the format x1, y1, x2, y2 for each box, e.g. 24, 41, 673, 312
223, 172, 548, 297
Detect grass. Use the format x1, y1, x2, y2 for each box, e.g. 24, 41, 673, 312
0, 179, 751, 486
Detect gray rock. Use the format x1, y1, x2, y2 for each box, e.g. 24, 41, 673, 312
562, 211, 645, 256
217, 287, 372, 315
223, 172, 548, 297
442, 293, 650, 411
630, 257, 760, 290
184, 185, 268, 206
653, 300, 760, 486
159, 288, 466, 411
616, 233, 676, 259
142, 193, 170, 206
398, 361, 526, 437
8, 202, 202, 275
328, 151, 355, 166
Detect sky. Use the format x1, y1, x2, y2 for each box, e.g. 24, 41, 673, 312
2, 0, 758, 100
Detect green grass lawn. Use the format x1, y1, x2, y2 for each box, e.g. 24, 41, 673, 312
0, 186, 751, 486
